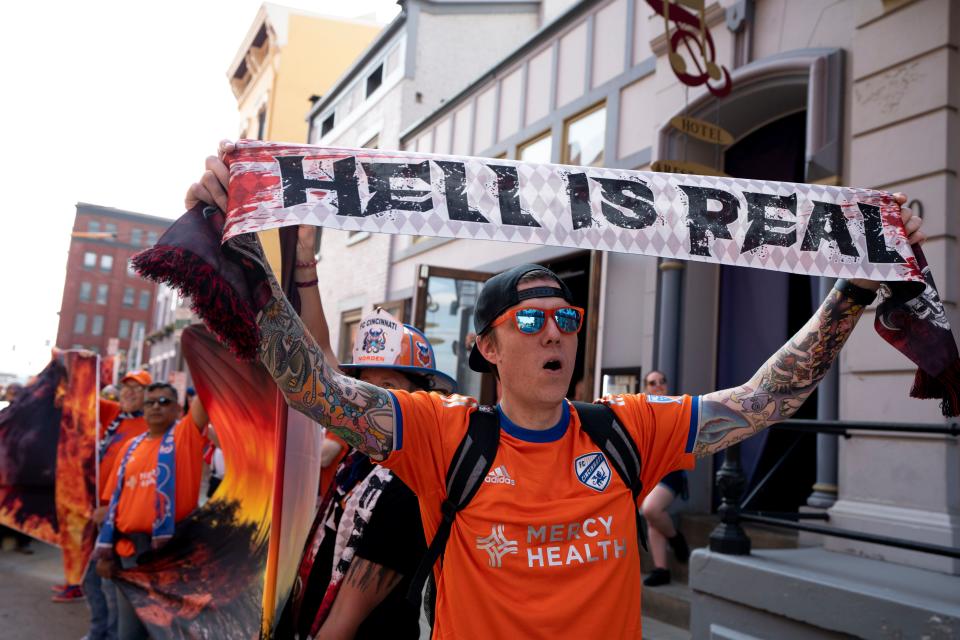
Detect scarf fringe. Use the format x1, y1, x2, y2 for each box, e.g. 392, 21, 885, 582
911, 359, 960, 418
131, 246, 260, 361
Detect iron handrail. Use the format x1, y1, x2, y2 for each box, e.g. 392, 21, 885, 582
740, 514, 960, 559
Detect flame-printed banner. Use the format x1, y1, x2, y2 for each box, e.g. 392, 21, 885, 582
224, 141, 924, 284
0, 352, 98, 585
114, 326, 277, 638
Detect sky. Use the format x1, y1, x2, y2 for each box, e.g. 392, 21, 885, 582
0, 0, 400, 378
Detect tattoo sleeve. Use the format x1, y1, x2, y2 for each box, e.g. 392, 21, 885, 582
257, 280, 397, 461
693, 287, 869, 457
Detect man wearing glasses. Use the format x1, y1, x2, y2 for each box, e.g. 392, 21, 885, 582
187, 153, 923, 637
94, 382, 209, 640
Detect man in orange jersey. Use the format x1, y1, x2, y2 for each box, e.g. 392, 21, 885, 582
73, 371, 152, 637
94, 382, 208, 640
187, 148, 924, 638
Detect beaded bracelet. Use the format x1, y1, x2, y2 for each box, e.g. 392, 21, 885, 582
295, 279, 319, 288
833, 279, 877, 306
295, 259, 319, 268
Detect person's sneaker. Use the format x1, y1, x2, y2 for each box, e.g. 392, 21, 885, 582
51, 585, 84, 602
669, 531, 690, 563
50, 583, 69, 592
643, 568, 671, 587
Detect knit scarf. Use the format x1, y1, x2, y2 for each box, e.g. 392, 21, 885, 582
95, 422, 177, 558
131, 142, 960, 415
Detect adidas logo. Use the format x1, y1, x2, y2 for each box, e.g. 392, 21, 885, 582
484, 465, 516, 486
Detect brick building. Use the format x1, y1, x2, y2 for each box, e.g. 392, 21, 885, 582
55, 203, 170, 366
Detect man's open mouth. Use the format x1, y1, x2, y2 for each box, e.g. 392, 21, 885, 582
544, 359, 562, 371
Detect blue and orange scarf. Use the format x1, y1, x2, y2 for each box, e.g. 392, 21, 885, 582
95, 422, 177, 558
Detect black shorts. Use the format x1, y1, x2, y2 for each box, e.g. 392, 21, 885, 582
658, 470, 688, 500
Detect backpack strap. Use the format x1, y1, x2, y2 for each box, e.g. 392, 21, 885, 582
572, 401, 648, 551
407, 405, 501, 605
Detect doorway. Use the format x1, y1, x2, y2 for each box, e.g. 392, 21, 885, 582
717, 110, 817, 512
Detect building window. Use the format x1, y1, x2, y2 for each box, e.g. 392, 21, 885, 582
321, 113, 335, 137
105, 222, 117, 237
127, 260, 137, 277
118, 318, 130, 339
96, 284, 109, 305
123, 287, 135, 307
138, 290, 151, 310
257, 107, 267, 140
88, 220, 101, 233
147, 231, 158, 246
83, 252, 97, 269
363, 134, 379, 149
131, 229, 142, 246
100, 254, 114, 272
563, 103, 606, 167
74, 313, 87, 334
91, 315, 104, 336
366, 64, 383, 98
338, 309, 363, 363
519, 131, 552, 164
79, 282, 92, 302
132, 321, 145, 340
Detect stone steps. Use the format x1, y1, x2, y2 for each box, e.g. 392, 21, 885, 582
640, 513, 800, 631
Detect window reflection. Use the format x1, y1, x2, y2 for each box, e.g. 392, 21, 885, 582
519, 132, 552, 164
564, 104, 605, 166
422, 276, 484, 398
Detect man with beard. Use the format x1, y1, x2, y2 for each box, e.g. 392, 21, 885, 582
94, 382, 208, 640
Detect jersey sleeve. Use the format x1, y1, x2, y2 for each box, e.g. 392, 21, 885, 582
603, 394, 699, 498
379, 391, 473, 500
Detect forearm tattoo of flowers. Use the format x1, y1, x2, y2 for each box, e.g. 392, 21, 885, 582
257, 294, 396, 459
694, 288, 866, 456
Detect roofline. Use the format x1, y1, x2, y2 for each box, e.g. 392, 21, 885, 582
306, 8, 409, 122
400, 0, 601, 143
75, 202, 173, 226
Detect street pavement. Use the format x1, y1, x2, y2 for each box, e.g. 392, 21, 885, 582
0, 540, 87, 639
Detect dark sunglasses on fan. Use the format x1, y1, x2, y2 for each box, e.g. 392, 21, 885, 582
143, 397, 175, 408
490, 306, 585, 335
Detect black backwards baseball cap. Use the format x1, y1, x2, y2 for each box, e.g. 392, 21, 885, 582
468, 263, 575, 372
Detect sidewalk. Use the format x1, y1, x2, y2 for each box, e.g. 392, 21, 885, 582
0, 540, 88, 639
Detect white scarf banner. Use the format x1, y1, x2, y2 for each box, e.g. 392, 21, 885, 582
224, 140, 924, 284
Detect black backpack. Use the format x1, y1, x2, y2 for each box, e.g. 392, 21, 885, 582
407, 401, 647, 609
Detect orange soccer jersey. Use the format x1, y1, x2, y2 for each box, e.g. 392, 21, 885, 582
382, 391, 699, 639
98, 399, 148, 504
101, 414, 208, 537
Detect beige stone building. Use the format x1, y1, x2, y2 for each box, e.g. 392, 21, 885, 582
313, 0, 959, 635
228, 3, 382, 144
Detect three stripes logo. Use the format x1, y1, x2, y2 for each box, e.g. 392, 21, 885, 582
484, 465, 516, 486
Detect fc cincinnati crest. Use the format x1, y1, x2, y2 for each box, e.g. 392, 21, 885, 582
574, 452, 611, 492
362, 328, 386, 354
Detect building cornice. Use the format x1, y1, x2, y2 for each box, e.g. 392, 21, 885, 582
75, 203, 172, 227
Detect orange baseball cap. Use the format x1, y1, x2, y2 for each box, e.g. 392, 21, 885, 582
121, 370, 152, 387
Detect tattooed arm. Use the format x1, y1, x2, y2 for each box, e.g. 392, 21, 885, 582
258, 279, 397, 461
693, 195, 924, 456
317, 558, 403, 639
693, 286, 868, 456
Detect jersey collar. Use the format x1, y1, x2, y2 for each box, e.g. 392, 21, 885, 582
497, 400, 570, 443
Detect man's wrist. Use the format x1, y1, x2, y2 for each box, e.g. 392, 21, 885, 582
834, 279, 878, 305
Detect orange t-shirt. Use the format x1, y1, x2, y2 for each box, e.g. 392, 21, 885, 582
101, 414, 208, 536
382, 391, 699, 640
98, 399, 148, 504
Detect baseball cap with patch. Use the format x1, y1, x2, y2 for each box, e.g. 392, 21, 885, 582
340, 308, 457, 394
121, 370, 152, 387
468, 263, 575, 373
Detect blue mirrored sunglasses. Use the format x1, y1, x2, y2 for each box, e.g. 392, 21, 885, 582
490, 306, 585, 335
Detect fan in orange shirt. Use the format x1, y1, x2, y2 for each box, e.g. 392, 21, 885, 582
95, 382, 209, 640
97, 370, 152, 503
188, 149, 924, 639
